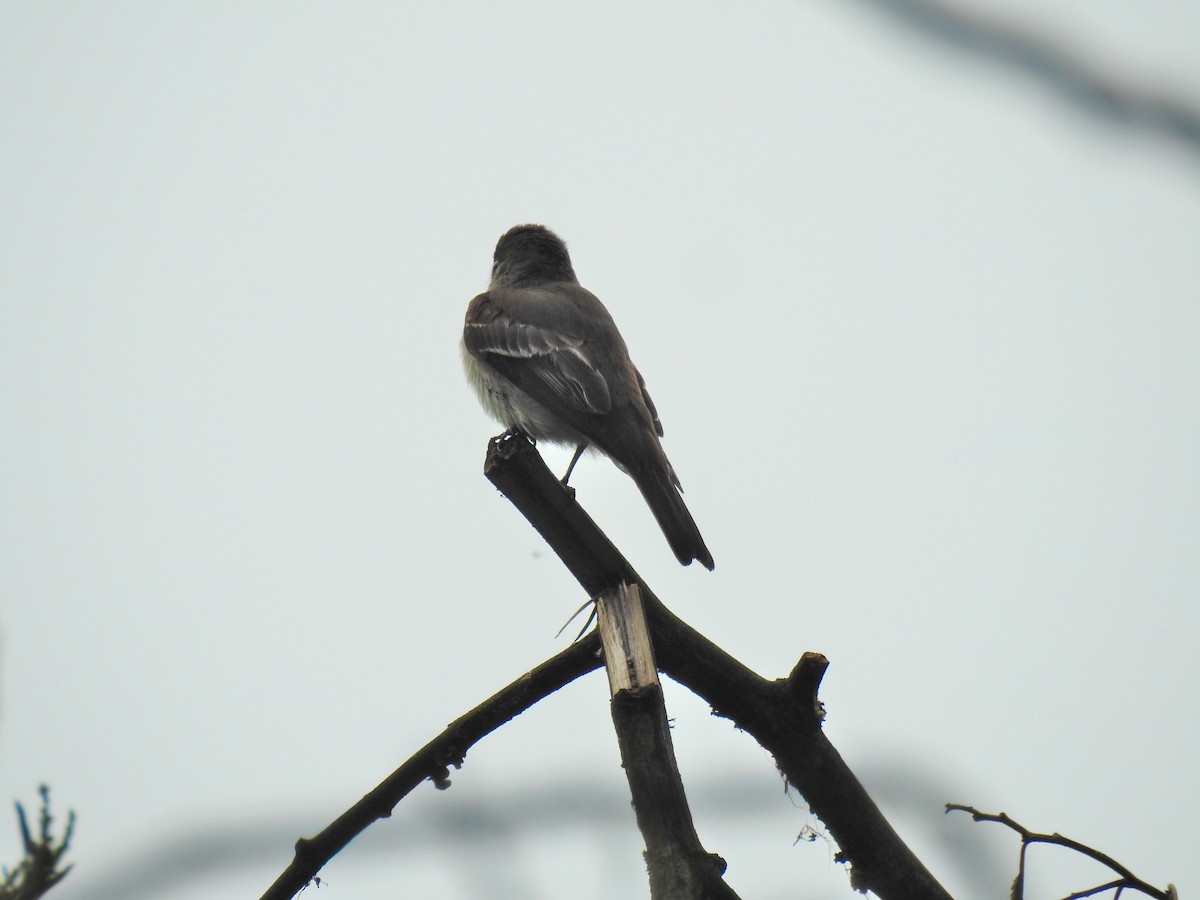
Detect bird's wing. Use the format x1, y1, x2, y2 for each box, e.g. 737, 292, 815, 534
634, 367, 664, 438
464, 293, 612, 416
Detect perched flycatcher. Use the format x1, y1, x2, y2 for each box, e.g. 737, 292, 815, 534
462, 224, 714, 570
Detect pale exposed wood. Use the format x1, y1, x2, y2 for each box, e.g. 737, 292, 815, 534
597, 582, 658, 695
596, 582, 738, 899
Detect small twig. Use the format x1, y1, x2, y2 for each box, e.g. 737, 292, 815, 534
554, 593, 599, 641
1, 785, 75, 900
946, 804, 1175, 900
1063, 879, 1132, 900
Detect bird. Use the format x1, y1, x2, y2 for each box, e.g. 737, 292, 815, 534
461, 224, 714, 570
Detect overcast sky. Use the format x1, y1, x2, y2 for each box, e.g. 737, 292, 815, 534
2, 2, 1198, 898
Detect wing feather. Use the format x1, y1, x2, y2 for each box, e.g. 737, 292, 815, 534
464, 296, 612, 416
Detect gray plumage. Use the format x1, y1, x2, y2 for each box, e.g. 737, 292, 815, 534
462, 224, 714, 570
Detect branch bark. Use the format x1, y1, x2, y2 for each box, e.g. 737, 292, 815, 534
261, 433, 956, 899
597, 583, 739, 899
259, 633, 602, 900
945, 805, 1176, 900
486, 433, 953, 900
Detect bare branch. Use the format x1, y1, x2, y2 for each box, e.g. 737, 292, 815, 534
487, 433, 953, 900
262, 433, 955, 899
259, 632, 603, 900
946, 804, 1174, 900
597, 584, 739, 899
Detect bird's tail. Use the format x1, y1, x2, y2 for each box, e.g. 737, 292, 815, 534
633, 468, 715, 570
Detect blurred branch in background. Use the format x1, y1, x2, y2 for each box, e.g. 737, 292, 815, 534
1, 786, 74, 900
847, 0, 1200, 159
52, 770, 1001, 900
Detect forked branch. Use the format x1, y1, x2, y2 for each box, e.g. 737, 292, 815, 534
946, 804, 1176, 900
486, 432, 953, 900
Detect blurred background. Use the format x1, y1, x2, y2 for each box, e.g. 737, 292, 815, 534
2, 2, 1197, 897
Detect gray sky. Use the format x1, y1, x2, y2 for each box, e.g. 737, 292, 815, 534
2, 2, 1198, 898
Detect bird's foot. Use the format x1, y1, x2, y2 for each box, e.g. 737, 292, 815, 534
495, 427, 535, 447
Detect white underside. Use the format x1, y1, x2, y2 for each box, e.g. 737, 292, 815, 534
461, 340, 587, 447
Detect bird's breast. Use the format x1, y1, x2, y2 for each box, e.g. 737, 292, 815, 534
460, 339, 586, 447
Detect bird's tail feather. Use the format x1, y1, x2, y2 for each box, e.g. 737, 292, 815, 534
634, 470, 714, 570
